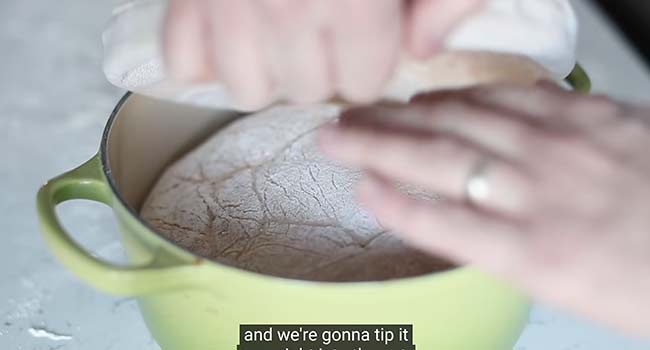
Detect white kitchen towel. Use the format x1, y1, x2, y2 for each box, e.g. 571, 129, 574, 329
103, 0, 578, 110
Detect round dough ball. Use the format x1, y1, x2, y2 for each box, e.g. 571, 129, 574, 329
141, 104, 451, 281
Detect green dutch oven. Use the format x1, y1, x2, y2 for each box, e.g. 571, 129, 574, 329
37, 66, 590, 350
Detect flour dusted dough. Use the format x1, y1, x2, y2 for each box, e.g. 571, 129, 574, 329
141, 105, 450, 281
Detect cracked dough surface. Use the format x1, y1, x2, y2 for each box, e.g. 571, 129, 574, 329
141, 104, 451, 281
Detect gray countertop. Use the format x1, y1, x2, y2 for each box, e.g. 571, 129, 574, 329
1, 1, 649, 349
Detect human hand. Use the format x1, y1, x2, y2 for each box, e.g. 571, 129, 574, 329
163, 0, 403, 109
317, 82, 650, 335
162, 0, 483, 109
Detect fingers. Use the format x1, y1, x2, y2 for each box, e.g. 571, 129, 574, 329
163, 0, 405, 106
208, 0, 273, 110
277, 26, 332, 103
331, 0, 402, 102
260, 0, 332, 104
410, 94, 545, 158
458, 83, 578, 121
430, 82, 620, 129
406, 0, 485, 59
163, 0, 214, 82
318, 110, 531, 214
357, 175, 526, 273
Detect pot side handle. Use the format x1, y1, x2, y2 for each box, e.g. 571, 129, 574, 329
37, 155, 205, 296
566, 63, 591, 94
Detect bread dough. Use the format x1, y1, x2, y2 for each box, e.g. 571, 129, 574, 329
141, 104, 451, 281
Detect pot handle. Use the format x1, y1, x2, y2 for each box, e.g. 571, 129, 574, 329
566, 63, 591, 94
37, 155, 206, 296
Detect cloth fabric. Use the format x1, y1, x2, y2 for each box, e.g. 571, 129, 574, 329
103, 0, 578, 110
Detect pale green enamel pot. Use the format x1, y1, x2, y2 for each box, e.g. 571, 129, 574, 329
37, 66, 590, 350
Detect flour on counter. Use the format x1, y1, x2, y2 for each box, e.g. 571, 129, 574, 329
28, 327, 73, 341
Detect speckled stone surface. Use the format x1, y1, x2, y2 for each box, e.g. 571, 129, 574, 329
0, 1, 649, 349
